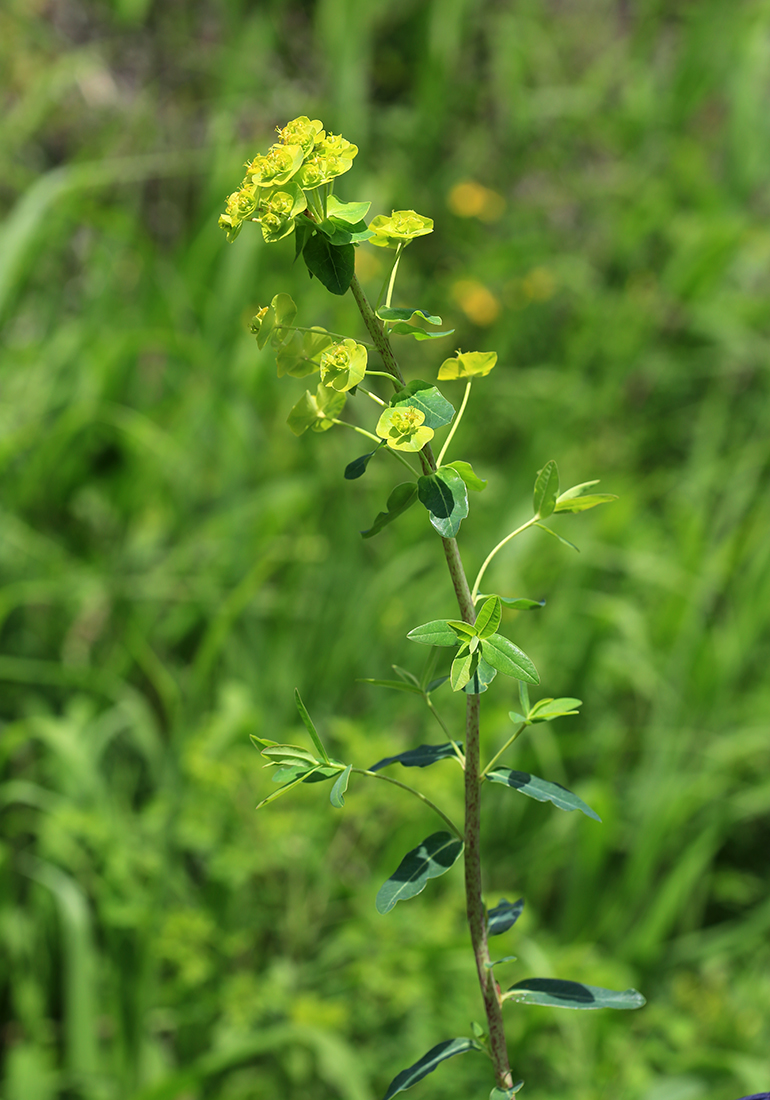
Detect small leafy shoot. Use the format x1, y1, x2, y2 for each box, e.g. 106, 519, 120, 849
330, 764, 352, 808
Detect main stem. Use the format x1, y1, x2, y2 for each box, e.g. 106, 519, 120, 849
350, 273, 514, 1090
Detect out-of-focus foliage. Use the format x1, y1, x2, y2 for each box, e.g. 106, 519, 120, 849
1, 1, 769, 1098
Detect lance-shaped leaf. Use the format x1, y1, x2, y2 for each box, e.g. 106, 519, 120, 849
488, 897, 525, 936
450, 647, 479, 691
330, 764, 352, 808
369, 743, 463, 772
294, 688, 330, 761
533, 460, 559, 519
361, 482, 418, 539
444, 460, 487, 491
377, 306, 443, 326
261, 744, 319, 768
391, 380, 455, 429
382, 1037, 481, 1100
407, 620, 459, 647
302, 234, 354, 295
462, 656, 498, 695
536, 522, 579, 552
475, 596, 502, 639
256, 765, 324, 809
554, 479, 618, 513
376, 831, 463, 914
358, 677, 423, 696
503, 978, 645, 1011
480, 595, 545, 611
418, 468, 469, 538
481, 634, 539, 683
326, 195, 371, 223
345, 446, 382, 480
486, 769, 601, 821
388, 322, 455, 341
527, 697, 582, 723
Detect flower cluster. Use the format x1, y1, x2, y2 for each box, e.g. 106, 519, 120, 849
218, 116, 359, 243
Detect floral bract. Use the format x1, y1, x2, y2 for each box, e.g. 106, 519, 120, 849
376, 405, 434, 451
295, 134, 358, 189
368, 210, 434, 249
258, 182, 307, 242
245, 143, 304, 187
319, 339, 367, 392
438, 350, 498, 380
277, 116, 325, 155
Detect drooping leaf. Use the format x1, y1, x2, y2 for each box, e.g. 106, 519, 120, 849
481, 634, 539, 683
388, 322, 455, 341
406, 620, 459, 647
376, 831, 464, 914
294, 688, 330, 762
302, 233, 354, 295
418, 468, 469, 538
391, 380, 455, 429
462, 656, 498, 694
382, 1038, 481, 1100
485, 769, 601, 821
326, 195, 371, 223
481, 595, 545, 611
330, 764, 352, 808
358, 678, 423, 696
361, 482, 418, 539
535, 522, 579, 552
527, 697, 582, 723
475, 596, 502, 639
488, 897, 525, 936
554, 493, 618, 513
450, 648, 479, 691
533, 460, 560, 519
377, 306, 443, 326
345, 446, 382, 480
504, 978, 646, 1011
368, 743, 462, 772
443, 460, 487, 491
286, 383, 345, 435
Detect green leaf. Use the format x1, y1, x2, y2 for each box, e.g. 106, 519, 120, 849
406, 620, 458, 647
261, 744, 319, 767
504, 979, 646, 1011
554, 494, 618, 513
391, 380, 455, 430
293, 215, 313, 262
535, 522, 579, 552
277, 327, 335, 378
518, 681, 530, 714
554, 479, 598, 501
487, 595, 545, 611
485, 769, 601, 821
368, 743, 462, 772
377, 306, 443, 326
250, 735, 278, 752
426, 675, 449, 692
446, 619, 476, 640
485, 955, 518, 969
443, 460, 487, 491
361, 482, 418, 539
256, 765, 323, 809
326, 195, 371, 223
417, 468, 469, 538
490, 1085, 525, 1099
294, 689, 330, 762
481, 634, 539, 683
438, 350, 497, 380
450, 648, 479, 691
462, 656, 498, 695
317, 217, 373, 245
302, 233, 354, 295
388, 322, 455, 341
376, 831, 464, 914
475, 596, 502, 639
488, 897, 524, 936
344, 447, 381, 480
533, 460, 559, 519
358, 678, 423, 696
330, 764, 352, 808
286, 384, 345, 435
527, 697, 582, 723
382, 1037, 481, 1100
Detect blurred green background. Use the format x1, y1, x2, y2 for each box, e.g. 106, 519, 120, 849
2, 1, 769, 1098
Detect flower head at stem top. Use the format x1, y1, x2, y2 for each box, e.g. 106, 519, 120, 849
376, 405, 434, 452
368, 210, 434, 249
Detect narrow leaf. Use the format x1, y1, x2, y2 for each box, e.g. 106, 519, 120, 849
426, 675, 449, 692
262, 744, 319, 767
417, 468, 469, 538
294, 689, 330, 762
450, 648, 479, 691
535, 522, 579, 552
393, 664, 421, 686
406, 620, 458, 647
504, 978, 646, 1011
486, 769, 601, 821
358, 678, 423, 696
518, 681, 530, 714
302, 234, 354, 295
554, 494, 618, 513
527, 697, 582, 722
462, 656, 498, 695
555, 479, 599, 501
256, 765, 322, 809
478, 595, 545, 611
368, 743, 463, 772
376, 831, 464, 914
330, 764, 352, 808
345, 447, 381, 480
485, 955, 518, 969
481, 634, 539, 683
362, 482, 418, 539
533, 460, 559, 519
391, 380, 455, 429
377, 306, 443, 326
444, 460, 487, 491
488, 897, 524, 936
382, 1037, 481, 1100
475, 596, 502, 639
